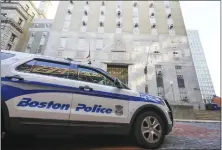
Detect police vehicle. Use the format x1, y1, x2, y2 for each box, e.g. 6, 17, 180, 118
1, 50, 173, 149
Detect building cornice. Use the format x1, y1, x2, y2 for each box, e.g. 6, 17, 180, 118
1, 16, 23, 33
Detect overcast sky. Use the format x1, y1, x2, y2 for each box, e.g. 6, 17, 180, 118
40, 1, 220, 96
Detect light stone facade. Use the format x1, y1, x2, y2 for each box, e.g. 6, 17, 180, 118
1, 1, 51, 51
22, 19, 53, 55
44, 1, 202, 105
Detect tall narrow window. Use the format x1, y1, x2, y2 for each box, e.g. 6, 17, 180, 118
117, 11, 121, 17
84, 10, 88, 16
18, 18, 23, 25
167, 13, 171, 18
6, 44, 12, 50
78, 38, 87, 50
99, 22, 104, 27
82, 21, 86, 26
156, 71, 163, 87
25, 4, 29, 12
10, 34, 16, 42
150, 12, 155, 18
134, 23, 139, 28
151, 24, 156, 29
177, 75, 185, 88
169, 24, 174, 30
96, 39, 104, 50
32, 12, 35, 18
59, 38, 67, 49
117, 22, 121, 28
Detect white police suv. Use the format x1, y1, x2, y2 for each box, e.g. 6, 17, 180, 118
1, 50, 173, 149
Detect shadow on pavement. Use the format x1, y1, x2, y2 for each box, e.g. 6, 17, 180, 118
2, 135, 141, 150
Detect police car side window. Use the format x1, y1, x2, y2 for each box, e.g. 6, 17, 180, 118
78, 67, 116, 87
16, 60, 37, 73
30, 60, 70, 78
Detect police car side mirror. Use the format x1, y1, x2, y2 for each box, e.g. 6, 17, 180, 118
114, 78, 122, 88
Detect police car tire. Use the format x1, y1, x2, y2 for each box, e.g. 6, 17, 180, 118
134, 111, 165, 149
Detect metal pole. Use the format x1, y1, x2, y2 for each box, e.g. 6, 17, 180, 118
145, 43, 151, 93
171, 83, 175, 102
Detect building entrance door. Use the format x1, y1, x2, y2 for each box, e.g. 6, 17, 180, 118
107, 65, 128, 85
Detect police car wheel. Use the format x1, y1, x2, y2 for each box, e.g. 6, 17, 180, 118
134, 111, 165, 149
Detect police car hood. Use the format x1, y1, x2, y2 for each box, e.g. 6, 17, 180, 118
139, 93, 164, 104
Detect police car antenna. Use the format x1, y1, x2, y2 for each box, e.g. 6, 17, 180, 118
65, 58, 82, 63
65, 58, 74, 62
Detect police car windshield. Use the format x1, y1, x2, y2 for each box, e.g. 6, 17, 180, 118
120, 81, 130, 90
96, 68, 130, 90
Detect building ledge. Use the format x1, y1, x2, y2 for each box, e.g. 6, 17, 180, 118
1, 17, 23, 33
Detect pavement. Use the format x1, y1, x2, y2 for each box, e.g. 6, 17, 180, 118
2, 121, 221, 150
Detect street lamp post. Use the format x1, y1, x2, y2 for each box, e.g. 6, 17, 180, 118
144, 43, 152, 93
170, 81, 176, 102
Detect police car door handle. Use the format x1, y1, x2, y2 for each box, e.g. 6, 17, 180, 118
79, 85, 93, 91
5, 75, 24, 81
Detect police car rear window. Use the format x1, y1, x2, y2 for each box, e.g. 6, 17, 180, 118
1, 52, 15, 60
17, 59, 70, 79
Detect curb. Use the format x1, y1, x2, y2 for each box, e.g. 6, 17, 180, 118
174, 119, 221, 123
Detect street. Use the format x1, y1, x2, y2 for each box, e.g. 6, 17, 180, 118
2, 122, 221, 150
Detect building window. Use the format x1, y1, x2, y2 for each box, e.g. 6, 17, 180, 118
84, 10, 88, 16
177, 75, 185, 88
96, 39, 104, 50
151, 24, 156, 29
117, 22, 121, 28
173, 51, 178, 54
78, 38, 87, 50
37, 45, 43, 54
6, 44, 12, 50
33, 24, 39, 28
45, 24, 50, 28
117, 11, 121, 17
1, 13, 7, 17
59, 38, 67, 49
32, 12, 35, 18
82, 21, 87, 26
3, 0, 11, 2
40, 32, 47, 45
25, 4, 29, 12
63, 21, 70, 31
99, 22, 104, 27
150, 12, 155, 18
18, 18, 23, 25
169, 24, 174, 30
156, 71, 163, 87
65, 14, 72, 21
167, 13, 171, 18
134, 23, 139, 28
10, 33, 16, 42
175, 66, 182, 69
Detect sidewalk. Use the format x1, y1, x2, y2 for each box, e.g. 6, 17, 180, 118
174, 119, 221, 123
